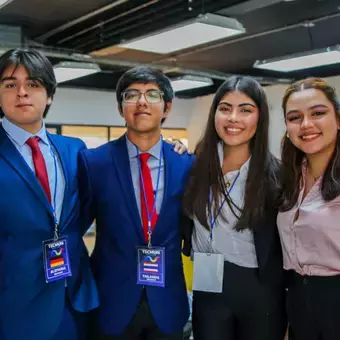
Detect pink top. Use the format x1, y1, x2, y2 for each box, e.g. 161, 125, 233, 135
277, 163, 340, 276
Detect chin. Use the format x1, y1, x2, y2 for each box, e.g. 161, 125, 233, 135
10, 116, 41, 125
299, 144, 325, 156
134, 122, 157, 131
223, 137, 246, 147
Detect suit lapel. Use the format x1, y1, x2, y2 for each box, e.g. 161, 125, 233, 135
47, 133, 70, 229
111, 136, 144, 241
0, 126, 53, 214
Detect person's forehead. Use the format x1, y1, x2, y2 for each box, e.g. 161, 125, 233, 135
1, 64, 30, 78
219, 91, 257, 106
126, 82, 160, 91
287, 89, 331, 108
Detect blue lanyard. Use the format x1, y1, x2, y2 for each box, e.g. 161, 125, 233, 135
49, 145, 59, 240
136, 145, 162, 247
209, 172, 240, 241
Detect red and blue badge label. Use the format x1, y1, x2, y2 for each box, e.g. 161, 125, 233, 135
43, 237, 72, 283
137, 247, 165, 287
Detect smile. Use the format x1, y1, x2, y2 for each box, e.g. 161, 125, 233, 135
300, 133, 321, 141
225, 127, 243, 135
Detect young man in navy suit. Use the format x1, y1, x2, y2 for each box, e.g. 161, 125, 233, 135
78, 67, 194, 339
0, 49, 98, 340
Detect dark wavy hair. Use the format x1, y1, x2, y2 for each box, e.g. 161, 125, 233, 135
183, 76, 280, 231
280, 77, 340, 212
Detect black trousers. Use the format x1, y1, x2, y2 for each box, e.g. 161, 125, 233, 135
97, 290, 183, 340
193, 261, 286, 340
286, 271, 340, 340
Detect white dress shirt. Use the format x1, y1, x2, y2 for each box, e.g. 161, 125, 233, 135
192, 142, 258, 268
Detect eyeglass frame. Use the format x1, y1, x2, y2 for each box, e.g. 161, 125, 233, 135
121, 89, 165, 104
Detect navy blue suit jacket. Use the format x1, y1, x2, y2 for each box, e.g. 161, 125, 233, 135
78, 135, 194, 336
0, 126, 98, 340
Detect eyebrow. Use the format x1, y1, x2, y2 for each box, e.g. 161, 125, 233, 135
125, 89, 160, 94
286, 104, 329, 116
218, 101, 256, 108
1, 76, 39, 82
309, 104, 329, 110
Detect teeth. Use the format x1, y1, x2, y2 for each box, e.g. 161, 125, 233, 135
227, 128, 242, 132
301, 134, 319, 140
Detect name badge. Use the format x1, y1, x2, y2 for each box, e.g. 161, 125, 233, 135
137, 246, 165, 287
193, 252, 224, 293
43, 237, 72, 283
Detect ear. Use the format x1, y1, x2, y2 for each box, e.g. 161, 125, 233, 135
162, 102, 172, 119
118, 105, 124, 118
47, 97, 52, 105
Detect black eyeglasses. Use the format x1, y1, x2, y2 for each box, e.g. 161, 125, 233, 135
122, 89, 164, 104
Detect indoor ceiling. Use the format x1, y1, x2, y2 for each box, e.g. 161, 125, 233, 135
0, 0, 339, 97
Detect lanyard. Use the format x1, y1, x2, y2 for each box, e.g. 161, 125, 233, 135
136, 145, 162, 247
209, 172, 240, 241
49, 145, 59, 240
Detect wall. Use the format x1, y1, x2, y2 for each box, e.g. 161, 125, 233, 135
265, 84, 287, 158
186, 94, 213, 150
46, 87, 195, 129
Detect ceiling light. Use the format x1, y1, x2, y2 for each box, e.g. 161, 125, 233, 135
253, 46, 340, 72
54, 61, 101, 83
119, 13, 245, 54
0, 0, 13, 9
171, 75, 213, 92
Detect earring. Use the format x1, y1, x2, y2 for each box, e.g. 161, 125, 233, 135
286, 132, 289, 138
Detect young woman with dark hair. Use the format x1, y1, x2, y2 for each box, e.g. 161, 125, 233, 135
278, 78, 340, 340
183, 76, 286, 340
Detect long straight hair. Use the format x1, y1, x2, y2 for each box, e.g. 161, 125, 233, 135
280, 78, 340, 211
183, 76, 280, 231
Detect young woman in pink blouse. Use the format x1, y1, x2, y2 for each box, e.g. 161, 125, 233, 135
278, 78, 340, 340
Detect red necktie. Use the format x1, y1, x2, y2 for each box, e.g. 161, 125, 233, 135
26, 136, 52, 203
139, 153, 158, 242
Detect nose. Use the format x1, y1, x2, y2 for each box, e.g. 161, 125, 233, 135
16, 84, 28, 98
136, 93, 148, 107
301, 116, 313, 129
228, 109, 239, 123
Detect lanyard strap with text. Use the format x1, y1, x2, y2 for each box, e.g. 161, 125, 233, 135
136, 144, 162, 247
209, 172, 240, 241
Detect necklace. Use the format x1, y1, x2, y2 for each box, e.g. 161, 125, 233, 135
308, 167, 321, 182
313, 175, 320, 182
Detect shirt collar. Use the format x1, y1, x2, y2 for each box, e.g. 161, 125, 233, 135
125, 134, 163, 160
2, 117, 48, 147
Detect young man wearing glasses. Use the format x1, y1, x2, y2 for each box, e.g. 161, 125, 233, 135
78, 66, 194, 340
